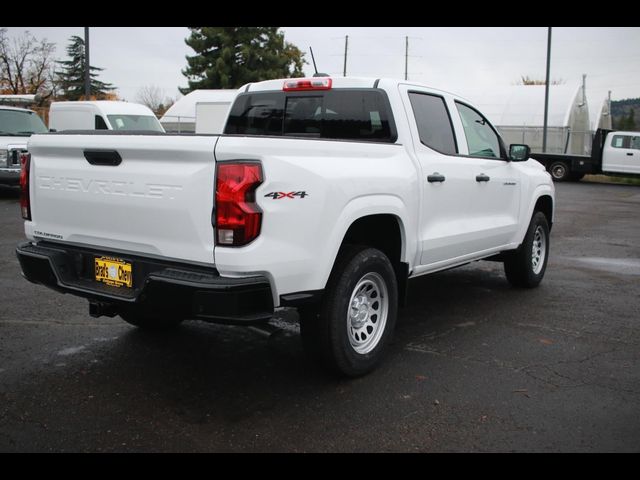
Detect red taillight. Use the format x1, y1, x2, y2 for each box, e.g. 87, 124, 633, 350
20, 152, 31, 220
283, 77, 332, 91
215, 162, 263, 246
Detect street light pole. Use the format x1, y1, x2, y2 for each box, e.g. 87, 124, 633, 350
84, 27, 90, 100
343, 35, 348, 77
542, 27, 552, 153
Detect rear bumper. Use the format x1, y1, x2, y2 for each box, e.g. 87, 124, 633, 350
16, 241, 274, 323
0, 167, 20, 185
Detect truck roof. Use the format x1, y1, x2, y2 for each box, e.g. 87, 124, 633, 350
0, 105, 36, 113
611, 131, 640, 135
243, 76, 462, 99
50, 101, 155, 116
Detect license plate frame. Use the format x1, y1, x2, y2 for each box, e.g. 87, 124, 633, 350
94, 256, 133, 288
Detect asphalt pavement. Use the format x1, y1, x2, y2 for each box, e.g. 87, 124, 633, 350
1, 180, 639, 452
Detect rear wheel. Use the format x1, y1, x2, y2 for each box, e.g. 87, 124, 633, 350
299, 246, 398, 377
119, 306, 184, 330
549, 161, 570, 182
504, 211, 550, 288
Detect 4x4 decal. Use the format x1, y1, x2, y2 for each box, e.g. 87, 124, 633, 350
264, 191, 308, 200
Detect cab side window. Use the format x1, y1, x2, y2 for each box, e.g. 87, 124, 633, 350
408, 92, 457, 155
631, 136, 640, 150
611, 135, 629, 148
95, 115, 108, 130
455, 102, 502, 159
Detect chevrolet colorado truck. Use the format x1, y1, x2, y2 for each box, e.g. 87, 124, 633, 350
16, 77, 555, 376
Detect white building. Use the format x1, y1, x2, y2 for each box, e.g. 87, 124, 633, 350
160, 89, 239, 133
588, 93, 612, 131
459, 83, 592, 155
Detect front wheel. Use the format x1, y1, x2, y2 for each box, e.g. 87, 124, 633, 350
504, 211, 550, 288
299, 246, 398, 377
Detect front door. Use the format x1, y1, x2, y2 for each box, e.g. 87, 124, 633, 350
604, 133, 640, 174
453, 101, 522, 253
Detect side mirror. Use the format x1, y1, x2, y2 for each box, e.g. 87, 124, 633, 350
509, 144, 530, 162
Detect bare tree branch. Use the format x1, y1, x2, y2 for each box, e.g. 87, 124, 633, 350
0, 28, 56, 104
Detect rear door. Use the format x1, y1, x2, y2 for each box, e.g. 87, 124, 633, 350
27, 133, 217, 265
400, 87, 483, 266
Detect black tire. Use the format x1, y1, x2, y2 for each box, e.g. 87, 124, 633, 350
549, 161, 570, 182
119, 306, 184, 330
299, 246, 398, 377
504, 211, 550, 288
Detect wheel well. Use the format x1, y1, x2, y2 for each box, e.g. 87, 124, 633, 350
340, 214, 409, 306
342, 214, 401, 262
534, 195, 553, 230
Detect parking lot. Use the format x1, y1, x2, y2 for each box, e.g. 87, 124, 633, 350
0, 180, 639, 452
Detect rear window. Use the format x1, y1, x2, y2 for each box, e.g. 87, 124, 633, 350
224, 89, 396, 142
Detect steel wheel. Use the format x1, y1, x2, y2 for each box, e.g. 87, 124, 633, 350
531, 225, 546, 274
550, 162, 568, 181
504, 211, 550, 288
347, 272, 388, 355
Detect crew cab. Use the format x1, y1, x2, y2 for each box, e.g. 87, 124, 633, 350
0, 105, 48, 186
16, 77, 555, 376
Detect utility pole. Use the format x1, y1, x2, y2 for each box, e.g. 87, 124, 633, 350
542, 27, 552, 153
404, 36, 409, 81
84, 27, 90, 100
343, 35, 348, 77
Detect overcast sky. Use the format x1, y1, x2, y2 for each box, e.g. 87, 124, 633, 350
5, 27, 640, 104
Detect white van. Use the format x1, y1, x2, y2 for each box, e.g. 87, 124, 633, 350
49, 101, 165, 133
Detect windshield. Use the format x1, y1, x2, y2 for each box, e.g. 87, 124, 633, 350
106, 114, 164, 132
0, 109, 48, 136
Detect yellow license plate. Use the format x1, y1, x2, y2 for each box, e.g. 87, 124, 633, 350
94, 256, 133, 288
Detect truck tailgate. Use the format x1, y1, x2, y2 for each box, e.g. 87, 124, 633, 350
26, 133, 217, 265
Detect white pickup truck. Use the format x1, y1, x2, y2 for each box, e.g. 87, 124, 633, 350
1, 105, 48, 186
16, 77, 555, 376
530, 128, 640, 182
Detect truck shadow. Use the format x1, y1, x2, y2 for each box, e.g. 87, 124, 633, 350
0, 185, 20, 199
58, 263, 518, 396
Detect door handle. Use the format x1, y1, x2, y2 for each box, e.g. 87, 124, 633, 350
84, 150, 122, 166
627, 152, 634, 156
476, 173, 490, 182
427, 172, 446, 183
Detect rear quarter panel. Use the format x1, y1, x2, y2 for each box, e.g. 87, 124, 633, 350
214, 136, 418, 302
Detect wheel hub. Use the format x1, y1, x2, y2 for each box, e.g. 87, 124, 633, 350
350, 294, 369, 328
346, 272, 389, 355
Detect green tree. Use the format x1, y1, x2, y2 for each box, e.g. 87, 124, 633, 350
180, 27, 305, 93
626, 108, 636, 131
55, 35, 115, 100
